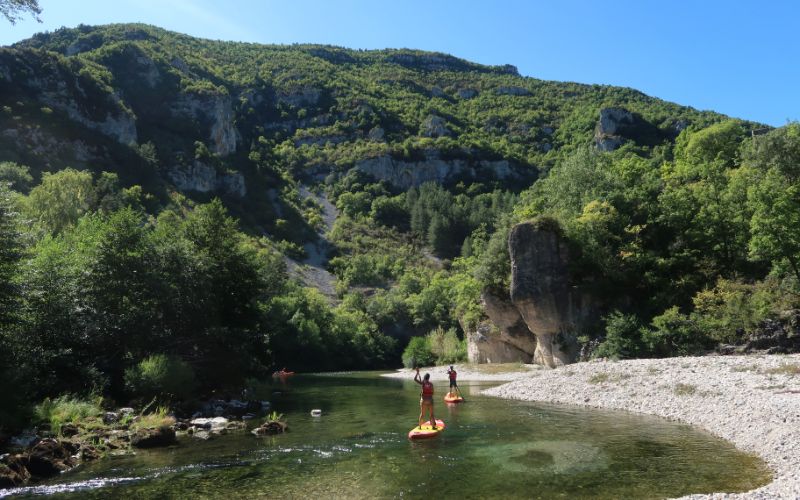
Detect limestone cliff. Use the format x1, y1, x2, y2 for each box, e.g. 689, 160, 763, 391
466, 290, 537, 364
174, 92, 239, 156
167, 161, 246, 197
0, 48, 138, 145
355, 155, 520, 190
468, 220, 597, 367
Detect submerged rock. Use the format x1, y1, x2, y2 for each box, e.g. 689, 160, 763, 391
251, 421, 288, 436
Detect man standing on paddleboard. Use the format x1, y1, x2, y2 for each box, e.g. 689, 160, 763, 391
414, 368, 437, 430
447, 365, 463, 399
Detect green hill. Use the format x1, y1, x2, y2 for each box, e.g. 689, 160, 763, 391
4, 23, 798, 423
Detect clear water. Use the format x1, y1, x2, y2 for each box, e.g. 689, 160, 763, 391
1, 372, 771, 499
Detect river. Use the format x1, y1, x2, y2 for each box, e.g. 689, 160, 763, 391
1, 372, 770, 498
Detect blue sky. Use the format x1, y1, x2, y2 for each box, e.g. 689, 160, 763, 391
2, 0, 797, 126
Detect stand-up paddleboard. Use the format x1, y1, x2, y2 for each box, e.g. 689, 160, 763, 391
444, 393, 464, 403
408, 419, 446, 440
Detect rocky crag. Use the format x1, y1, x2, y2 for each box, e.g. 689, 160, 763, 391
468, 220, 597, 367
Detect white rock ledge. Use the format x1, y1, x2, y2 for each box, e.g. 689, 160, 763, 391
480, 354, 800, 499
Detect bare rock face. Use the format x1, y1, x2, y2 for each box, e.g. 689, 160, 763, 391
457, 88, 478, 99
174, 92, 239, 156
168, 161, 246, 197
508, 221, 592, 367
276, 86, 321, 108
420, 114, 450, 138
595, 107, 634, 151
354, 155, 518, 190
367, 126, 385, 141
466, 289, 538, 363
495, 86, 531, 97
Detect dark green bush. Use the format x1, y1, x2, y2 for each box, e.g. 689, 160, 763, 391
124, 354, 197, 402
402, 337, 435, 368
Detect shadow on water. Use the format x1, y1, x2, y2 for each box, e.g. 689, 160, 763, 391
0, 372, 771, 499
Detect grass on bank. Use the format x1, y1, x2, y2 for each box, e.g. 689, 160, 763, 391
130, 406, 175, 430
34, 396, 103, 434
673, 383, 697, 396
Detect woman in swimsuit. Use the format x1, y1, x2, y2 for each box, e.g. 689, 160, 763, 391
414, 368, 436, 430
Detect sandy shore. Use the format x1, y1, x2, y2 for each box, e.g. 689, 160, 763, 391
476, 354, 800, 499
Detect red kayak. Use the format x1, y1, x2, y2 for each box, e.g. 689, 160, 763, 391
444, 393, 464, 404
408, 419, 446, 440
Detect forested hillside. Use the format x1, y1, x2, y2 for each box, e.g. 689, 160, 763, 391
2, 23, 799, 429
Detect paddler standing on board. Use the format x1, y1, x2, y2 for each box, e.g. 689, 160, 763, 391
447, 365, 463, 399
414, 368, 437, 430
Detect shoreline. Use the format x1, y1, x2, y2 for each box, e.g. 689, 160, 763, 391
481, 354, 800, 499
382, 355, 800, 498
380, 363, 542, 383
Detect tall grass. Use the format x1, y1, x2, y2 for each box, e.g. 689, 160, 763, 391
130, 406, 175, 430
34, 395, 102, 433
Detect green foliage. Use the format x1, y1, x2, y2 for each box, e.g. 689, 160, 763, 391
24, 168, 94, 233
0, 162, 33, 191
594, 311, 643, 359
34, 395, 102, 434
642, 307, 711, 357
426, 327, 467, 364
5, 24, 800, 423
402, 336, 435, 368
124, 354, 197, 402
0, 0, 41, 24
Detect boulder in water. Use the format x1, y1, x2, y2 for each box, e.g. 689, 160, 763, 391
130, 427, 176, 448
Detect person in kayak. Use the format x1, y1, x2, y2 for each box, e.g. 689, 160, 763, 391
414, 368, 437, 429
447, 365, 462, 399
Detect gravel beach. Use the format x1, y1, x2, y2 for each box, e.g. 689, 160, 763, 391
381, 363, 542, 382
384, 355, 800, 498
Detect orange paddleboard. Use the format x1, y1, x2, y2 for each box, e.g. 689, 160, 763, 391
444, 393, 464, 403
408, 419, 446, 440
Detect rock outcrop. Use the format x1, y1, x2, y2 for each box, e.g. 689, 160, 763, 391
457, 88, 478, 99
420, 114, 450, 138
0, 49, 138, 145
508, 221, 597, 367
354, 155, 519, 190
594, 107, 633, 151
276, 86, 321, 107
168, 161, 246, 197
130, 426, 176, 448
174, 91, 239, 156
468, 220, 597, 367
495, 86, 531, 96
466, 290, 537, 364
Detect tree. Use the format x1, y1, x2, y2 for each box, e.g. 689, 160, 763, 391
0, 183, 21, 327
0, 0, 41, 24
743, 124, 800, 282
24, 168, 94, 234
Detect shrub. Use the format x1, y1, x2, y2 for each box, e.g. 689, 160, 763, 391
593, 311, 643, 359
691, 279, 773, 344
34, 396, 102, 433
426, 327, 466, 364
642, 307, 711, 357
124, 354, 197, 402
402, 337, 435, 368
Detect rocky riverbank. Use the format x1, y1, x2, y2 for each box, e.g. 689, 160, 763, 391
482, 354, 800, 499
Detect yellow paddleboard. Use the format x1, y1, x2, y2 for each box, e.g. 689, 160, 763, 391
408, 419, 446, 440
